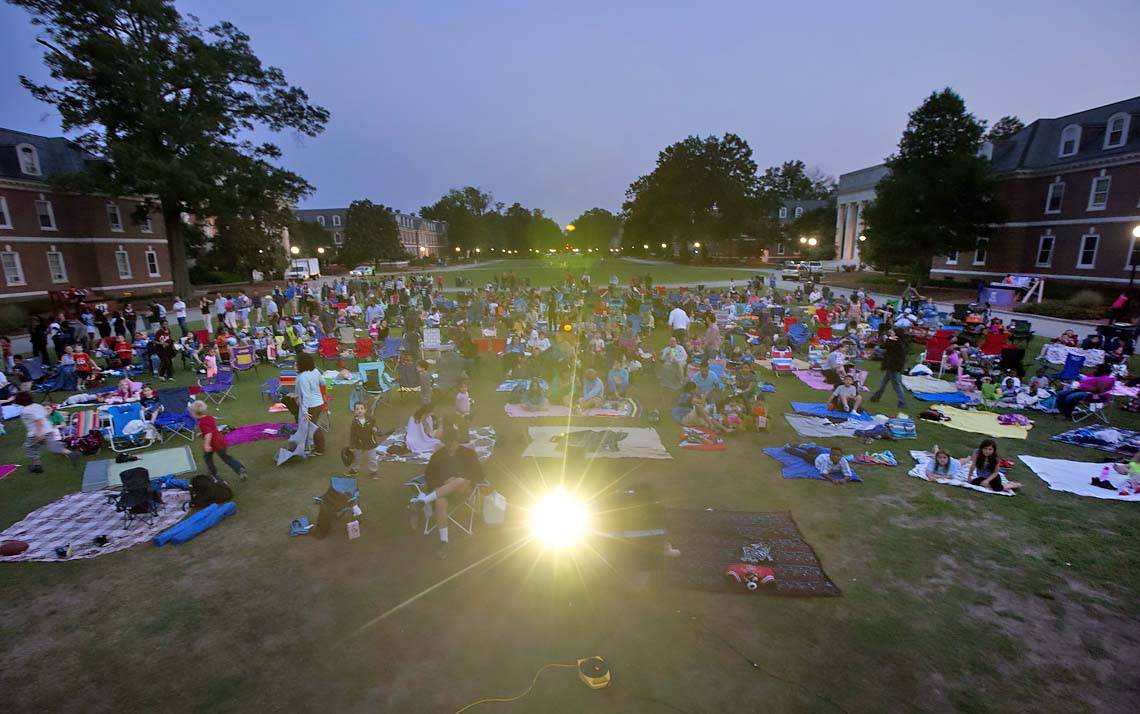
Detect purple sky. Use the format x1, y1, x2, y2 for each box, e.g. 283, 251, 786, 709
2, 0, 1137, 226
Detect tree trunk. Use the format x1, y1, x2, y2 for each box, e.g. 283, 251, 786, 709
162, 205, 192, 300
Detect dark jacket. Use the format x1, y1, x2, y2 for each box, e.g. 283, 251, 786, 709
349, 417, 378, 450
881, 334, 909, 372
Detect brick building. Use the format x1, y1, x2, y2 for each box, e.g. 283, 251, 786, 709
294, 207, 448, 257
0, 128, 171, 303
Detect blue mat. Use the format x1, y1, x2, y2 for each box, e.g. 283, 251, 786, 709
153, 501, 237, 546
762, 447, 862, 482
790, 401, 874, 422
913, 392, 972, 404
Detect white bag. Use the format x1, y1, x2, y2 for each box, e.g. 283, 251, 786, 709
483, 491, 508, 525
345, 520, 361, 539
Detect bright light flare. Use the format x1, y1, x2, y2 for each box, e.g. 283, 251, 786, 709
530, 489, 589, 548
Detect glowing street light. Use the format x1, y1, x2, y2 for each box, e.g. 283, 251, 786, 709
642, 243, 649, 249
807, 238, 818, 247
565, 224, 576, 232
660, 243, 667, 249
290, 245, 300, 254
317, 246, 325, 254
693, 242, 701, 249
858, 234, 867, 242
799, 236, 807, 244
1129, 225, 1140, 290
455, 246, 461, 253
475, 247, 481, 253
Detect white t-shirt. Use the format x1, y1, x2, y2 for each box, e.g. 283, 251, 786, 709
172, 300, 187, 318
668, 307, 691, 331
20, 402, 59, 440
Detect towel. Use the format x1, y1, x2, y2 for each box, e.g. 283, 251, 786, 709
1018, 455, 1138, 502
783, 414, 866, 439
792, 370, 832, 391
913, 392, 973, 404
927, 405, 1031, 440
901, 375, 960, 394
906, 450, 1013, 496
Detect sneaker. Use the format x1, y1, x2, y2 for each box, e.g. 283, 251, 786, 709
435, 542, 449, 560
29, 464, 44, 474
347, 467, 359, 476
1119, 490, 1131, 497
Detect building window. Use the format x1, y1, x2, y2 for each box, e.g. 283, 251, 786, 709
778, 207, 788, 219
945, 250, 959, 265
1088, 173, 1111, 211
333, 231, 343, 246
1077, 233, 1099, 269
140, 216, 153, 233
0, 196, 10, 229
107, 203, 124, 232
1035, 235, 1054, 267
775, 242, 785, 256
1105, 113, 1130, 149
316, 215, 325, 227
1059, 124, 1081, 157
1128, 234, 1140, 270
16, 143, 41, 176
1, 247, 25, 286
115, 248, 132, 279
35, 199, 56, 230
145, 248, 160, 277
972, 239, 988, 266
1044, 181, 1064, 214
46, 247, 67, 283
332, 215, 341, 227
794, 206, 804, 218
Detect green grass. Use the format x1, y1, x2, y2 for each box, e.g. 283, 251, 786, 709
2, 305, 1139, 712
437, 256, 764, 289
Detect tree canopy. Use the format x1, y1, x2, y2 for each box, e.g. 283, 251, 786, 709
757, 160, 835, 201
9, 0, 328, 297
788, 204, 839, 259
568, 208, 622, 251
288, 219, 335, 255
861, 88, 1004, 280
420, 187, 494, 250
986, 115, 1026, 142
339, 200, 402, 264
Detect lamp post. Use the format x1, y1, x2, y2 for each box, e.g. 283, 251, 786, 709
1129, 225, 1140, 292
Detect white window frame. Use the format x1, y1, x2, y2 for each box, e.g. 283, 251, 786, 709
778, 207, 788, 219
794, 206, 804, 218
775, 242, 785, 256
1, 246, 26, 286
1127, 234, 1140, 270
35, 198, 57, 231
1044, 180, 1064, 214
140, 215, 153, 234
972, 238, 988, 266
145, 247, 160, 277
106, 203, 124, 232
1059, 124, 1081, 157
1088, 172, 1111, 211
316, 215, 325, 227
333, 231, 343, 245
46, 246, 68, 283
0, 196, 11, 229
945, 250, 959, 265
1104, 113, 1130, 149
1035, 235, 1054, 267
332, 214, 342, 227
1077, 232, 1099, 269
114, 247, 133, 279
16, 143, 42, 176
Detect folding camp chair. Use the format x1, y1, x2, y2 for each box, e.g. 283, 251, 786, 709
354, 337, 374, 361
338, 326, 357, 348
787, 322, 810, 349
807, 346, 826, 369
154, 387, 196, 442
259, 377, 281, 403
770, 348, 794, 376
230, 345, 259, 377
1009, 319, 1034, 343
352, 361, 396, 416
397, 359, 423, 402
313, 476, 360, 522
197, 369, 235, 404
36, 364, 77, 402
103, 402, 159, 453
110, 467, 161, 528
405, 474, 491, 536
1073, 393, 1112, 425
380, 337, 403, 362
63, 407, 102, 443
979, 332, 1009, 357
318, 337, 341, 365
923, 337, 952, 368
24, 356, 45, 383
1048, 354, 1085, 383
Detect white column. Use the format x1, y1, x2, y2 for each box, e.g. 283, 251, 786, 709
852, 202, 865, 262
842, 203, 856, 262
835, 203, 847, 262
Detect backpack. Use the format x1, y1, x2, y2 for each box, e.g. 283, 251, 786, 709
887, 417, 917, 440
66, 430, 104, 456
189, 473, 233, 509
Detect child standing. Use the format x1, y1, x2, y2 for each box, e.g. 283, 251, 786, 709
347, 402, 379, 476
190, 400, 247, 481
454, 380, 472, 419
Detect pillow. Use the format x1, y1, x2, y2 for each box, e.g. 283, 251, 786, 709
0, 540, 29, 557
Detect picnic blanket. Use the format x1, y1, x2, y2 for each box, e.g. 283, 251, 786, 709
660, 510, 839, 596
758, 357, 810, 371
496, 378, 547, 392
0, 464, 17, 480
0, 490, 190, 562
503, 398, 641, 419
790, 401, 873, 422
792, 370, 831, 391
901, 375, 960, 394
1050, 426, 1140, 455
223, 422, 290, 446
1110, 383, 1139, 398
321, 370, 360, 386
1018, 455, 1139, 502
913, 391, 973, 404
783, 414, 866, 439
762, 447, 862, 482
926, 405, 1031, 440
374, 426, 496, 464
906, 450, 1013, 496
1041, 344, 1105, 368
521, 426, 671, 460
81, 446, 197, 492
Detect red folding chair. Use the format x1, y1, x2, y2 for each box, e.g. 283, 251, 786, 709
979, 332, 1009, 357
318, 337, 341, 364
355, 337, 374, 360
816, 326, 833, 341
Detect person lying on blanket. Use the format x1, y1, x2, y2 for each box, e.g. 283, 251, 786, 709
815, 445, 854, 485
827, 375, 863, 414
966, 439, 1022, 493
923, 447, 962, 481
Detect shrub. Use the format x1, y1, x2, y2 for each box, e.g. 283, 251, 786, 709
1068, 290, 1105, 308
1015, 300, 1104, 320
0, 303, 28, 334
189, 266, 243, 285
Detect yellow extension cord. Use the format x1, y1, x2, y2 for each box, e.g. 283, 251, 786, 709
453, 663, 579, 713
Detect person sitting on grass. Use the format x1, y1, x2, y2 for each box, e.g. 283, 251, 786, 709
966, 438, 1021, 493
923, 446, 961, 481
827, 374, 862, 413
814, 445, 854, 485
1055, 363, 1115, 419
520, 377, 549, 412
681, 393, 728, 434
690, 362, 723, 399
405, 403, 444, 454
410, 422, 485, 559
16, 391, 80, 473
607, 355, 631, 398
189, 400, 248, 481
578, 368, 605, 411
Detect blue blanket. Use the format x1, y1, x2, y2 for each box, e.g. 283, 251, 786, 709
762, 447, 862, 482
913, 392, 972, 404
790, 401, 874, 422
153, 502, 236, 546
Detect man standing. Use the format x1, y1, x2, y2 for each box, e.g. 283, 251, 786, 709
213, 292, 227, 329
668, 304, 691, 343
172, 296, 188, 336
869, 328, 909, 409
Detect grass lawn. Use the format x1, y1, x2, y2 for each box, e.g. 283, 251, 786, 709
2, 317, 1139, 712
434, 256, 763, 289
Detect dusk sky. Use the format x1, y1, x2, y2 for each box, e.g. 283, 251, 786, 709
1, 0, 1137, 226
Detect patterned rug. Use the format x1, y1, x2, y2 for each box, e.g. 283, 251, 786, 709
374, 426, 496, 464
661, 509, 840, 597
1051, 426, 1140, 455
0, 490, 190, 562
503, 398, 641, 418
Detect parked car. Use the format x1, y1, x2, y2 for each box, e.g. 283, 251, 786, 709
349, 265, 375, 277
804, 261, 824, 274
780, 261, 803, 281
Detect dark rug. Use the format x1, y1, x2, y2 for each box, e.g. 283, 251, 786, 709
661, 509, 840, 597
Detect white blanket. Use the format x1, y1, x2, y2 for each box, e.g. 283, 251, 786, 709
1041, 344, 1105, 368
901, 375, 959, 394
522, 426, 672, 460
783, 414, 866, 439
907, 450, 1014, 496
1017, 455, 1138, 502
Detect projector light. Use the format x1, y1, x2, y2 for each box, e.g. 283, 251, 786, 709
530, 489, 588, 548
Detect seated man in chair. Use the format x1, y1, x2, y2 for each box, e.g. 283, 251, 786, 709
409, 423, 485, 560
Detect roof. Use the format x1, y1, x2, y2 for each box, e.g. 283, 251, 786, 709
0, 128, 95, 180
988, 95, 1140, 174
294, 207, 446, 232
837, 164, 889, 195
780, 199, 829, 211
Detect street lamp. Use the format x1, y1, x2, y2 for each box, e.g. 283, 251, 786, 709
693, 242, 701, 249
798, 237, 807, 244
807, 238, 818, 247
290, 245, 300, 255
1129, 225, 1140, 291
317, 246, 325, 254
660, 243, 667, 249
643, 243, 649, 250
455, 246, 461, 253
565, 224, 576, 233
475, 247, 481, 254
858, 234, 867, 242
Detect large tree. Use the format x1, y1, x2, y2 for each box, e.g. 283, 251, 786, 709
420, 186, 494, 250
861, 88, 1004, 280
622, 133, 763, 255
788, 204, 839, 259
9, 0, 328, 297
986, 115, 1025, 142
288, 219, 335, 255
340, 200, 402, 264
757, 160, 835, 200
568, 208, 622, 251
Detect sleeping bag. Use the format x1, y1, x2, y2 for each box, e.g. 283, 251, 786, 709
153, 501, 237, 546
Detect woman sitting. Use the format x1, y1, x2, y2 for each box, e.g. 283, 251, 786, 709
607, 356, 631, 398
519, 378, 550, 412
1055, 363, 1115, 419
406, 404, 444, 454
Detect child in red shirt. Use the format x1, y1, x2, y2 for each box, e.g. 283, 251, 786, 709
189, 400, 247, 480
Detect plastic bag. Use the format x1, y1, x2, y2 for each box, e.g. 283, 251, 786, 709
483, 490, 508, 525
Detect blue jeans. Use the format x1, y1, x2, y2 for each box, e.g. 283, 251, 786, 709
204, 448, 244, 478
177, 317, 188, 336
871, 370, 906, 406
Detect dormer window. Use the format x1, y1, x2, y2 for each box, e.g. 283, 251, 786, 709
16, 144, 41, 176
778, 207, 788, 219
1104, 113, 1130, 149
1059, 124, 1081, 157
316, 215, 325, 227
794, 206, 804, 218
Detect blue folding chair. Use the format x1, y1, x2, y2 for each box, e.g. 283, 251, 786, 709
351, 360, 396, 416
380, 337, 403, 361
787, 322, 810, 349
103, 402, 159, 453
154, 387, 196, 442
313, 476, 360, 521
1049, 354, 1085, 383
197, 369, 235, 404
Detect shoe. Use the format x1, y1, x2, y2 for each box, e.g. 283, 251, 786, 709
66, 450, 81, 465
1119, 490, 1131, 497
435, 542, 449, 560
29, 464, 44, 474
347, 467, 359, 476
239, 469, 248, 481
